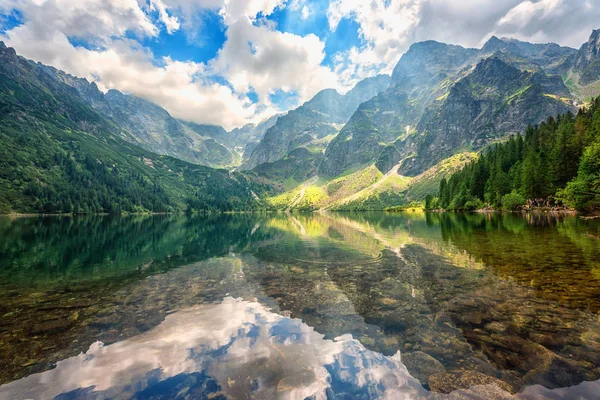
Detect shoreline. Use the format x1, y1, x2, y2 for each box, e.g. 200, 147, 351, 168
2, 208, 597, 219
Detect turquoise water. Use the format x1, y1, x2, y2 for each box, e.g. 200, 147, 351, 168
0, 212, 599, 399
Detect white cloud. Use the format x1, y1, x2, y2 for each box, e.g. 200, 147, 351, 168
1, 0, 599, 131
327, 0, 600, 86
411, 0, 522, 48
164, 0, 285, 28
492, 0, 600, 47
220, 0, 285, 24
150, 0, 181, 34
326, 0, 421, 85
212, 17, 340, 107
0, 0, 330, 129
301, 5, 311, 20
0, 0, 159, 42
0, 0, 271, 129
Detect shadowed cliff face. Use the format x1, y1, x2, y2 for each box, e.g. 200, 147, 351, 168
0, 213, 599, 399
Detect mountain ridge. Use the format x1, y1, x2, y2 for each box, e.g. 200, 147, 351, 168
241, 74, 391, 171
0, 42, 271, 214
318, 37, 581, 180
2, 28, 600, 214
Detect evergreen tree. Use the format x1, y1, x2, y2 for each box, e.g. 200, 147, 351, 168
434, 96, 600, 211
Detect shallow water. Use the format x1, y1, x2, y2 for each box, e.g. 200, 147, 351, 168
0, 212, 599, 399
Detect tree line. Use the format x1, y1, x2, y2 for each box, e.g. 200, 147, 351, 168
427, 97, 600, 212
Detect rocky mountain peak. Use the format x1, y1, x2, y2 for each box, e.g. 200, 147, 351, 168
470, 56, 522, 85
481, 36, 506, 53
0, 42, 17, 58
391, 41, 477, 86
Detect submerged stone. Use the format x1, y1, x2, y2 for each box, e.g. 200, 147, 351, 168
428, 370, 514, 394
402, 351, 445, 384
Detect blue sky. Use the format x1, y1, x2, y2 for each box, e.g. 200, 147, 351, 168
0, 0, 599, 130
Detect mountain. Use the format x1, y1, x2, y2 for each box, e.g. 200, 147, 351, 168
241, 75, 390, 171
0, 43, 269, 214
221, 114, 282, 163
561, 30, 600, 98
4, 29, 600, 214
480, 36, 576, 73
319, 40, 577, 179
400, 57, 573, 175
391, 40, 479, 93
317, 40, 481, 179
262, 33, 600, 211
38, 64, 237, 169
436, 97, 600, 212
572, 29, 600, 84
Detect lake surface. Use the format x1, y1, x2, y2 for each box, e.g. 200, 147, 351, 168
0, 212, 599, 399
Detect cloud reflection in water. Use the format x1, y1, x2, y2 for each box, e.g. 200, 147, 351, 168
2, 296, 600, 399
0, 297, 427, 400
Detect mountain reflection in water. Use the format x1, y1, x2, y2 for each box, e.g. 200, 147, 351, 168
0, 212, 599, 399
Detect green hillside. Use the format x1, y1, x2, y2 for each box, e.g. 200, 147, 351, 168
434, 97, 600, 212
0, 45, 269, 214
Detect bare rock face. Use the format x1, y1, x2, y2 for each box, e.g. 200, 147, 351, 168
573, 29, 600, 85
398, 57, 573, 176
320, 45, 576, 178
102, 90, 236, 168
243, 75, 390, 171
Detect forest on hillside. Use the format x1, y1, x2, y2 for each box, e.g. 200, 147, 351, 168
430, 97, 600, 212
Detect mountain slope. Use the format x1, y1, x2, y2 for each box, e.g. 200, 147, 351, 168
572, 29, 600, 85
242, 74, 390, 170
319, 41, 577, 179
264, 32, 600, 211
221, 114, 282, 163
104, 90, 237, 168
561, 29, 600, 99
318, 41, 478, 178
399, 56, 574, 175
39, 61, 236, 169
0, 43, 269, 214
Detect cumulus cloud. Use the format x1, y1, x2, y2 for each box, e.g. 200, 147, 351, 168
493, 0, 600, 47
212, 17, 339, 106
410, 0, 600, 49
301, 5, 311, 20
150, 0, 181, 34
327, 0, 600, 86
219, 0, 285, 24
1, 0, 599, 129
0, 0, 336, 129
4, 24, 258, 128
327, 0, 422, 84
0, 0, 159, 42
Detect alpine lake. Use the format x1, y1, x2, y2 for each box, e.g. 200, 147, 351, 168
0, 212, 599, 400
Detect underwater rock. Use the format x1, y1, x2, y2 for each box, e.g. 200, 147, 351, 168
30, 319, 73, 335
485, 322, 508, 333
402, 351, 445, 384
428, 370, 514, 394
522, 351, 595, 389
